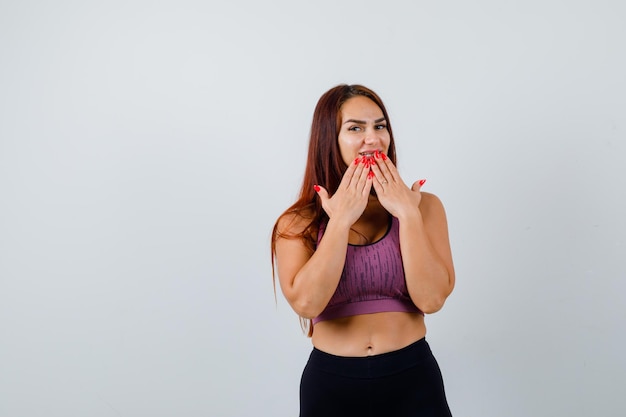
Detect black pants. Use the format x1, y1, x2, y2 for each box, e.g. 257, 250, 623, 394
300, 338, 452, 417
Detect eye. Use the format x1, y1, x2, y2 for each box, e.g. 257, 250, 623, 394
348, 125, 362, 132
375, 124, 387, 130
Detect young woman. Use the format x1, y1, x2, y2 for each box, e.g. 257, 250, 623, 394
271, 84, 455, 417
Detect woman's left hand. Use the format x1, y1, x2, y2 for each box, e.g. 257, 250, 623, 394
370, 152, 425, 219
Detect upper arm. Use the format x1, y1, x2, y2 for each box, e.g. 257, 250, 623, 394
274, 213, 315, 303
420, 192, 456, 291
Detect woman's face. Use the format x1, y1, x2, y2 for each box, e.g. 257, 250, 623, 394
337, 95, 390, 166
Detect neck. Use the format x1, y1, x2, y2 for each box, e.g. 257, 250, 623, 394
364, 196, 387, 216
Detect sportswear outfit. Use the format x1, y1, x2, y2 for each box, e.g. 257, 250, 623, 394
299, 216, 452, 417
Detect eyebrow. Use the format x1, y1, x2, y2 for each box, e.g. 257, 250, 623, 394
343, 117, 387, 125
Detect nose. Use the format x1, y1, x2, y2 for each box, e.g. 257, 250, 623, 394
363, 127, 381, 145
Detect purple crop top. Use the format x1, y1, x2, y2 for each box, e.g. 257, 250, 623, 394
312, 216, 422, 324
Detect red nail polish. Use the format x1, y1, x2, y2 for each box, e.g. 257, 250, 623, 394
381, 153, 387, 161
354, 157, 361, 165
375, 150, 380, 159
314, 185, 320, 192
419, 179, 426, 186
367, 171, 374, 179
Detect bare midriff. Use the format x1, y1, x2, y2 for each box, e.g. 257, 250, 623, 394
311, 311, 426, 357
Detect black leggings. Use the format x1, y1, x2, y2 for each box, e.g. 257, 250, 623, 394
300, 338, 452, 417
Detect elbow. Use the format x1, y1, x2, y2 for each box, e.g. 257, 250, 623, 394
413, 285, 453, 314
416, 273, 455, 314
283, 283, 326, 319
292, 298, 324, 320
418, 296, 446, 314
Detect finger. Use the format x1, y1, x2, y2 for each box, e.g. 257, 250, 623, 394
375, 152, 397, 182
372, 173, 384, 195
314, 184, 330, 202
337, 157, 362, 190
354, 160, 373, 193
361, 170, 374, 195
348, 156, 370, 188
369, 161, 388, 186
410, 179, 427, 192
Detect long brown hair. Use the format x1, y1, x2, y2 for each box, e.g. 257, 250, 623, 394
271, 84, 397, 336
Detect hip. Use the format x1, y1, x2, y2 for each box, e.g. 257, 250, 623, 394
300, 337, 452, 417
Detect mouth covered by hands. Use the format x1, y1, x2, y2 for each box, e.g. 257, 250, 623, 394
366, 151, 426, 219
314, 151, 426, 222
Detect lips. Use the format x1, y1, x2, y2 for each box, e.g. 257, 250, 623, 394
359, 150, 383, 163
359, 150, 380, 159
357, 151, 379, 171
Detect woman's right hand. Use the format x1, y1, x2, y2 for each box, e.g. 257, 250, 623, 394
314, 157, 373, 226
276, 157, 372, 319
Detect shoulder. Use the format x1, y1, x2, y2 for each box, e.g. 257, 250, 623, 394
417, 192, 449, 226
274, 208, 318, 258
276, 207, 317, 240
419, 192, 445, 213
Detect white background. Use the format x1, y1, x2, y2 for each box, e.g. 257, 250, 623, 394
1, 1, 625, 416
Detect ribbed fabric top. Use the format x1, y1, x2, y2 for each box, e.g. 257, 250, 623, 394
312, 216, 422, 325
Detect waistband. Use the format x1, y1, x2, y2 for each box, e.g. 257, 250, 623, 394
307, 337, 432, 379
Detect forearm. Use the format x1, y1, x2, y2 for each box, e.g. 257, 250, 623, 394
398, 211, 453, 313
289, 217, 351, 318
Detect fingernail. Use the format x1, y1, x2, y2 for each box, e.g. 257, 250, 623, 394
354, 157, 361, 165
367, 171, 374, 179
381, 153, 387, 161
375, 150, 380, 159
419, 179, 426, 186
313, 185, 321, 192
